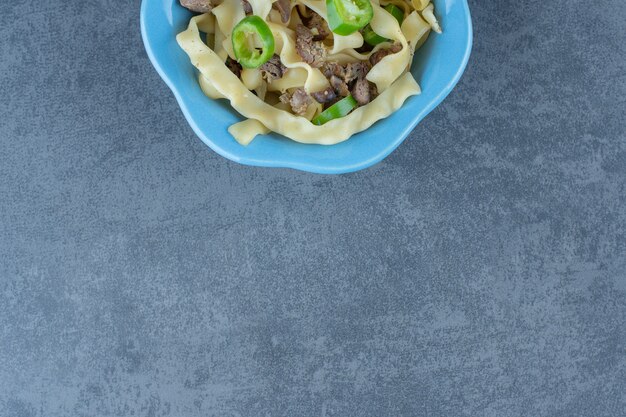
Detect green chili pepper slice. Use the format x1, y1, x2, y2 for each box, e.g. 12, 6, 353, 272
326, 0, 374, 36
385, 4, 405, 23
231, 16, 275, 69
362, 25, 387, 46
312, 95, 358, 126
363, 4, 405, 46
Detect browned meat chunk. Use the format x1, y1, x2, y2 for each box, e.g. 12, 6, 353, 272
242, 0, 252, 14
280, 88, 311, 115
330, 75, 350, 97
295, 24, 326, 68
322, 62, 345, 80
344, 62, 369, 84
273, 0, 291, 23
369, 82, 379, 100
305, 12, 330, 41
351, 77, 371, 105
259, 54, 287, 82
225, 57, 242, 78
322, 61, 370, 84
369, 42, 402, 66
322, 61, 370, 97
311, 87, 337, 104
180, 0, 212, 13
369, 50, 386, 67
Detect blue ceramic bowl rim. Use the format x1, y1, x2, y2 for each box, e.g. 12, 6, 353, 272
140, 0, 473, 174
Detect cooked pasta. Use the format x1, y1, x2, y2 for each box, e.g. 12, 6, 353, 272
176, 0, 441, 145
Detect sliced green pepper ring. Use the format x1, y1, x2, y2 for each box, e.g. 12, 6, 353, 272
363, 4, 405, 46
326, 0, 374, 36
362, 25, 387, 46
312, 95, 358, 126
385, 4, 405, 24
231, 16, 275, 69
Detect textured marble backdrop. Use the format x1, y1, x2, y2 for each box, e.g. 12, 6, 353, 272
1, 0, 625, 416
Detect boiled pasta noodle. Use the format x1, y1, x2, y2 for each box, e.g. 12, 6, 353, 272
176, 0, 441, 145
422, 3, 442, 34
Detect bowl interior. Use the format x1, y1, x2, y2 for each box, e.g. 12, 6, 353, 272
141, 0, 472, 173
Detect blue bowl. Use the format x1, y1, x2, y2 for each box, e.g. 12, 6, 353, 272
140, 0, 472, 174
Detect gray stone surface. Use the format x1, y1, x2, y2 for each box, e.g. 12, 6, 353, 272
1, 0, 625, 416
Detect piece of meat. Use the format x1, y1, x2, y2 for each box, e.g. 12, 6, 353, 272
369, 42, 402, 66
351, 77, 371, 105
295, 24, 326, 68
330, 75, 350, 97
344, 62, 370, 84
242, 0, 252, 14
180, 0, 212, 13
324, 61, 373, 105
322, 62, 345, 80
225, 56, 242, 78
311, 87, 337, 104
259, 54, 287, 82
369, 82, 379, 100
280, 88, 311, 115
368, 49, 386, 67
323, 61, 369, 84
305, 12, 330, 41
273, 0, 291, 23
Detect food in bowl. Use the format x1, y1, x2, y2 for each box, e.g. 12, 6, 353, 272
177, 0, 441, 145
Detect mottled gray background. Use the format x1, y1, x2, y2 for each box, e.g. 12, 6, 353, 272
1, 0, 625, 416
